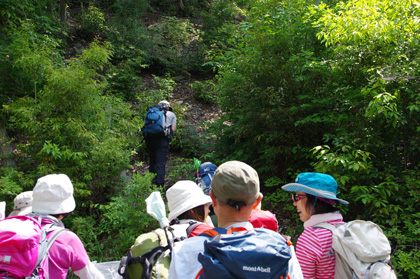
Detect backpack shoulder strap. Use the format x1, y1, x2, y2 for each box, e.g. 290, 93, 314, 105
186, 221, 201, 237
314, 222, 339, 232
133, 226, 180, 279
140, 245, 169, 279
46, 228, 68, 250
35, 227, 68, 272
198, 227, 228, 238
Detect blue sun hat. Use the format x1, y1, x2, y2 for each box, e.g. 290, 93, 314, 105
282, 172, 348, 204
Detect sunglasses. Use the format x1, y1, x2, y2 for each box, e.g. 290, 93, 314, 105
292, 194, 307, 202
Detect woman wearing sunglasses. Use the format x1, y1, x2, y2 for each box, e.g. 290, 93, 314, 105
282, 172, 348, 279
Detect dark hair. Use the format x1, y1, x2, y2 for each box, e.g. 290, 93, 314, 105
170, 204, 206, 225
215, 194, 254, 211
227, 199, 248, 211
304, 194, 337, 215
50, 212, 72, 219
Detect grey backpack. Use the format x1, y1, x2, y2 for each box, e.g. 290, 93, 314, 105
316, 220, 397, 279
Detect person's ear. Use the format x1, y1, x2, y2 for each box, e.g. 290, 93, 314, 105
251, 193, 263, 210
209, 190, 217, 206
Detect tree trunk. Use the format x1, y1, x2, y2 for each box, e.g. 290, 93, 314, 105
0, 121, 16, 167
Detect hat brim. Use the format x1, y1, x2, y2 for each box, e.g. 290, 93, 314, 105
8, 206, 33, 217
32, 197, 76, 215
282, 183, 349, 204
168, 196, 212, 222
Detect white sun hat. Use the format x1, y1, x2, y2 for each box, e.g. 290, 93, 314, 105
166, 180, 212, 222
8, 191, 33, 217
32, 174, 76, 215
158, 100, 173, 111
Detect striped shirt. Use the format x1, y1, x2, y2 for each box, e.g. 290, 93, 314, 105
296, 211, 344, 279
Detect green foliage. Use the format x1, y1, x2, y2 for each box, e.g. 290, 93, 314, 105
189, 80, 217, 103
262, 176, 303, 240
0, 0, 60, 30
212, 0, 321, 175
98, 172, 159, 259
315, 0, 419, 48
138, 74, 176, 106
106, 62, 144, 100
210, 0, 420, 276
167, 158, 195, 184
172, 121, 216, 159
4, 41, 139, 211
105, 0, 151, 19
0, 167, 34, 211
6, 20, 62, 100
79, 5, 108, 40
200, 0, 246, 64
0, 0, 65, 102
147, 16, 204, 73
151, 75, 176, 100
104, 17, 150, 63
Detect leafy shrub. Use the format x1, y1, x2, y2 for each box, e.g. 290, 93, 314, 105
147, 16, 204, 73
172, 122, 215, 159
0, 167, 34, 213
262, 176, 303, 240
79, 5, 108, 40
137, 74, 176, 107
106, 63, 144, 100
167, 158, 195, 185
106, 0, 151, 19
5, 20, 62, 101
199, 0, 246, 69
97, 172, 160, 259
189, 80, 217, 103
4, 41, 139, 211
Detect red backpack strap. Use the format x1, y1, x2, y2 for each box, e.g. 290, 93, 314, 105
199, 227, 228, 237
199, 226, 249, 238
195, 268, 203, 279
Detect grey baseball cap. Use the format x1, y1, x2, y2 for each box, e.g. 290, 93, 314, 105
211, 161, 260, 205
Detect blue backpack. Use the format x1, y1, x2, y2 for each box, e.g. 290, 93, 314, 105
197, 228, 292, 279
141, 104, 169, 138
195, 162, 217, 195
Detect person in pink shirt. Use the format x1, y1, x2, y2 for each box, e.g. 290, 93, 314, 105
281, 172, 349, 279
30, 174, 104, 279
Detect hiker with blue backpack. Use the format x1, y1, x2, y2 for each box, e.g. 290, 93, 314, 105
282, 172, 397, 279
0, 174, 104, 279
169, 160, 303, 279
142, 100, 177, 188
